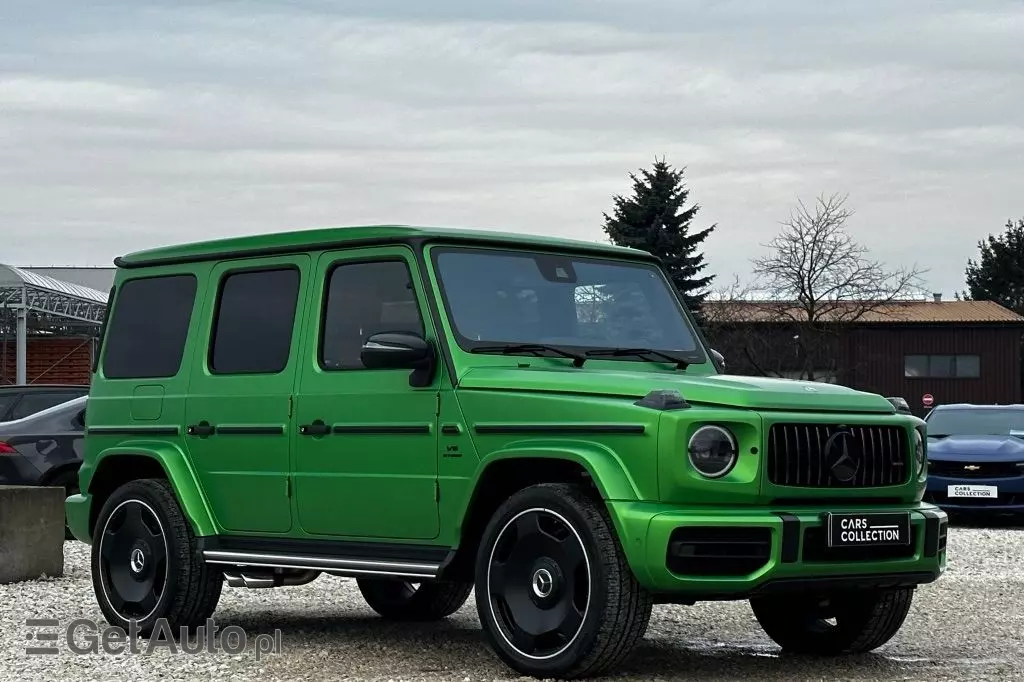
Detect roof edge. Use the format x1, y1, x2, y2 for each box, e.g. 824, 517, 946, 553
115, 225, 652, 270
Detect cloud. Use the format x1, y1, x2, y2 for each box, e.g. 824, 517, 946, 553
0, 0, 1021, 298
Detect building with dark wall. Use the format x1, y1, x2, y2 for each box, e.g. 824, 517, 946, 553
702, 299, 1024, 415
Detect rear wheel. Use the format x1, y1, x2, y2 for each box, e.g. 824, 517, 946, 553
91, 478, 223, 635
357, 577, 472, 621
474, 482, 652, 679
750, 587, 915, 655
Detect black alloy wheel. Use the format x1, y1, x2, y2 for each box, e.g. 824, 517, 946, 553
486, 506, 591, 659
475, 483, 652, 679
91, 479, 223, 635
750, 587, 916, 655
96, 498, 169, 622
357, 576, 472, 621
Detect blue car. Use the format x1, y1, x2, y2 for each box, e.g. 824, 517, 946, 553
923, 403, 1024, 515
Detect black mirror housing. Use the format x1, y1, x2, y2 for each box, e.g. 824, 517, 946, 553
361, 332, 436, 386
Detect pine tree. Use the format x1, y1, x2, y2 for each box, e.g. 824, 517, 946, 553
602, 158, 716, 313
963, 217, 1024, 315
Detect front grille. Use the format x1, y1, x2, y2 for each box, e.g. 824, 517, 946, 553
666, 527, 772, 577
767, 423, 909, 488
802, 525, 918, 562
927, 460, 1023, 479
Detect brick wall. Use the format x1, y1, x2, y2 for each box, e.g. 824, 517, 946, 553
0, 337, 94, 385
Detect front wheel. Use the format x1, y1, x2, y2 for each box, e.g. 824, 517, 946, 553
91, 478, 223, 636
750, 587, 915, 655
475, 482, 652, 679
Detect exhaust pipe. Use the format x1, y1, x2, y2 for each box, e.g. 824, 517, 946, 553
223, 569, 321, 588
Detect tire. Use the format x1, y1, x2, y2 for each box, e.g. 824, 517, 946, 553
474, 482, 652, 679
90, 478, 223, 636
750, 587, 915, 655
357, 577, 472, 621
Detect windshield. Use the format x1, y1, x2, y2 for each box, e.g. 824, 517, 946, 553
926, 407, 1024, 437
431, 247, 704, 360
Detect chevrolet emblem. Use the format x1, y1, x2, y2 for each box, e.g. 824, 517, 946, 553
964, 465, 981, 471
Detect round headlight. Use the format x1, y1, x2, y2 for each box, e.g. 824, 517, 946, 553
688, 425, 738, 479
914, 429, 925, 475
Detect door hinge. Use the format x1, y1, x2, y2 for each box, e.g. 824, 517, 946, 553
288, 395, 293, 418
434, 479, 440, 502
435, 392, 441, 417
286, 477, 291, 498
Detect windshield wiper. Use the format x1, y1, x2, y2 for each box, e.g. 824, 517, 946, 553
471, 343, 586, 368
585, 347, 689, 370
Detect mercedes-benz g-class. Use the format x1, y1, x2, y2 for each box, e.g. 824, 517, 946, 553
68, 225, 946, 678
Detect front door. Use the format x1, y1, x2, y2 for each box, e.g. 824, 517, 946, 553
293, 246, 440, 540
184, 255, 310, 534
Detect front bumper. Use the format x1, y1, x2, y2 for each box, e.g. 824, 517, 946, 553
609, 501, 947, 600
925, 472, 1024, 513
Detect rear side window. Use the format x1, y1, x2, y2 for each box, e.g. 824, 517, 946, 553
102, 274, 198, 379
209, 267, 300, 374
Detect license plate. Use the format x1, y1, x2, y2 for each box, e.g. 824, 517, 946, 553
947, 484, 998, 498
825, 512, 911, 547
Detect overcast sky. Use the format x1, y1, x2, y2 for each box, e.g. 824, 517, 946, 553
1, 0, 1021, 297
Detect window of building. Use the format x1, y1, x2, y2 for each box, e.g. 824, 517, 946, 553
904, 354, 981, 378
102, 274, 197, 379
319, 260, 425, 370
209, 267, 301, 374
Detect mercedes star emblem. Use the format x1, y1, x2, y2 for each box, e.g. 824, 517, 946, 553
823, 429, 860, 483
130, 548, 146, 573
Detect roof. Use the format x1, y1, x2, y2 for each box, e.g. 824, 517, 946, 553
0, 264, 109, 324
22, 267, 116, 292
116, 224, 646, 268
703, 299, 1024, 325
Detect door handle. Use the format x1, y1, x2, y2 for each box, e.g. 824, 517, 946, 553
298, 420, 330, 436
187, 421, 215, 437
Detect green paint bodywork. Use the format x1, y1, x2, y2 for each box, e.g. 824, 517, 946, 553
68, 225, 946, 596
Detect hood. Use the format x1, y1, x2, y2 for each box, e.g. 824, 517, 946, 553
928, 434, 1024, 462
458, 366, 895, 414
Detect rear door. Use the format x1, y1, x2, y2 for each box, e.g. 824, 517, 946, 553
184, 255, 311, 534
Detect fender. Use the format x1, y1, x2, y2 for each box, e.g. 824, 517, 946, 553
83, 441, 218, 537
452, 439, 646, 545
476, 439, 642, 501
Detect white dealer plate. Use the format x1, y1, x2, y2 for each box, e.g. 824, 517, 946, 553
947, 484, 998, 498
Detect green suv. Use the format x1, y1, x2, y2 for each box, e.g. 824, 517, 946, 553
68, 225, 946, 678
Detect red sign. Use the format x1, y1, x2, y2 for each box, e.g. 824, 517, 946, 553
922, 393, 934, 408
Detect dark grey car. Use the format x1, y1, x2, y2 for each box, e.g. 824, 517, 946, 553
0, 395, 86, 537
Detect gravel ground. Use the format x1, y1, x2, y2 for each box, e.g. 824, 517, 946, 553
2, 521, 1023, 681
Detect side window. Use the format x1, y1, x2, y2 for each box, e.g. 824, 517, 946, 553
320, 260, 425, 370
102, 274, 197, 379
209, 267, 301, 375
0, 395, 18, 419
10, 393, 79, 420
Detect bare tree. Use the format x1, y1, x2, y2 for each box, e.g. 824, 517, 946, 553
703, 193, 927, 381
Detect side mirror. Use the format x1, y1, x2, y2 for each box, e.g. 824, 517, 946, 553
710, 348, 725, 370
361, 332, 436, 387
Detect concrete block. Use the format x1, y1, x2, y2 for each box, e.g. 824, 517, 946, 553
0, 485, 65, 584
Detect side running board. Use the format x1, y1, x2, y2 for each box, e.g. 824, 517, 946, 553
202, 550, 440, 579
